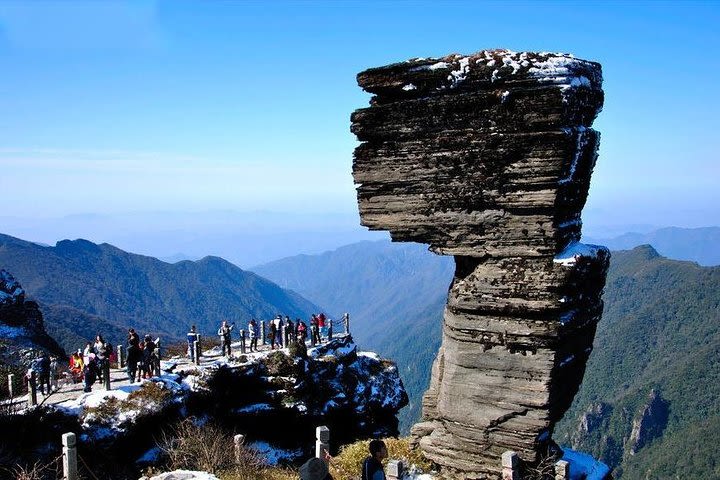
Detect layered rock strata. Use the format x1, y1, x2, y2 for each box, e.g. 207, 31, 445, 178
351, 50, 610, 478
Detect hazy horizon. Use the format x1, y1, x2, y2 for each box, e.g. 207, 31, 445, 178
1, 2, 719, 264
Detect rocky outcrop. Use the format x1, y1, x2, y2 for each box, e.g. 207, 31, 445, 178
352, 50, 609, 478
0, 269, 65, 365
0, 337, 406, 477
627, 389, 668, 456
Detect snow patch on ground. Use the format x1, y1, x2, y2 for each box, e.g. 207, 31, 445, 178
142, 470, 220, 480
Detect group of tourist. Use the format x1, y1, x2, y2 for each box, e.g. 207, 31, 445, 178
65, 334, 117, 392
199, 312, 346, 357
125, 328, 160, 384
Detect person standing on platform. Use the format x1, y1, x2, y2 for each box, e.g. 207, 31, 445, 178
187, 325, 199, 359
218, 320, 234, 357
248, 319, 259, 352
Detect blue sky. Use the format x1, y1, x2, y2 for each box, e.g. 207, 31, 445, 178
1, 1, 719, 237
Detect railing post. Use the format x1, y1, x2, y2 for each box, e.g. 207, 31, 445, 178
154, 338, 161, 377
315, 425, 330, 459
501, 451, 520, 480
62, 432, 78, 480
280, 324, 286, 348
196, 334, 202, 358
328, 321, 333, 341
261, 321, 266, 345
103, 360, 111, 391
28, 369, 37, 406
555, 459, 570, 480
194, 340, 200, 365
118, 345, 125, 368
234, 434, 245, 464
8, 374, 14, 400
240, 330, 246, 354
387, 460, 404, 480
343, 313, 350, 335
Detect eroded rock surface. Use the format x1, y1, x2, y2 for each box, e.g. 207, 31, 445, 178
351, 50, 610, 478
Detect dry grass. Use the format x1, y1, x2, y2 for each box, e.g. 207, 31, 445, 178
158, 419, 304, 480
161, 419, 239, 474
218, 465, 297, 480
127, 381, 172, 407
330, 437, 432, 480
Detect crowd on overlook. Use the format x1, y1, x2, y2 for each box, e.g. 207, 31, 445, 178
186, 312, 350, 359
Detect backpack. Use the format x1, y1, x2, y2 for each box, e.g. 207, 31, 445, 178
361, 457, 383, 480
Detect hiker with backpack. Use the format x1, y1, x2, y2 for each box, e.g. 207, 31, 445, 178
361, 440, 388, 480
32, 353, 51, 395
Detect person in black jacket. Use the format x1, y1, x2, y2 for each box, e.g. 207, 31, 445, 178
126, 328, 141, 382
34, 353, 51, 395
361, 440, 387, 480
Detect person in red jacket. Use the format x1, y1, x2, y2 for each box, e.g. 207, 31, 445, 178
318, 313, 327, 342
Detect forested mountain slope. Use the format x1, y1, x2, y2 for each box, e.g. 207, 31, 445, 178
555, 245, 720, 478
256, 241, 720, 479
0, 233, 320, 352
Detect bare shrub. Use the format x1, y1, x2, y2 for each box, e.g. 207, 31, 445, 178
160, 419, 238, 474
83, 396, 121, 426
264, 351, 295, 377
6, 458, 61, 480
126, 381, 171, 408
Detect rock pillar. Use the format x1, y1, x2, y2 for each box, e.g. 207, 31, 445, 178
351, 50, 609, 478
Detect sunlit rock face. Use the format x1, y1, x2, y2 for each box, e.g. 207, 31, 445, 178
351, 50, 609, 478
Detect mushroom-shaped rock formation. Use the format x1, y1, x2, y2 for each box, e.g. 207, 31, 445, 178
351, 50, 610, 478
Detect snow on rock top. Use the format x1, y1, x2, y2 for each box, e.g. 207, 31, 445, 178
357, 49, 602, 96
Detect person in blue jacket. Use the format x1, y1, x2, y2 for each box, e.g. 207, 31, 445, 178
361, 440, 387, 480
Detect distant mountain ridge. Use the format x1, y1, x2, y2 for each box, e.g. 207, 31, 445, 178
584, 226, 720, 266
0, 233, 321, 351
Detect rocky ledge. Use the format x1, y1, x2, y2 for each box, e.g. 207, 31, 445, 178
0, 337, 407, 477
0, 269, 65, 367
352, 50, 610, 478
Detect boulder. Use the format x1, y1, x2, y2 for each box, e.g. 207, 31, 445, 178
351, 49, 609, 478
